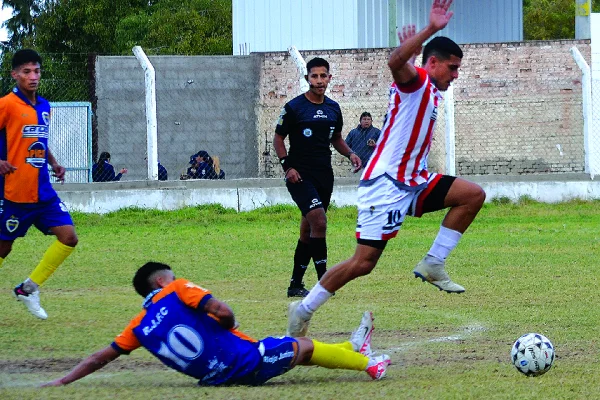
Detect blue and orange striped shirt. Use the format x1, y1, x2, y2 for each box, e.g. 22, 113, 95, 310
112, 279, 261, 385
0, 87, 57, 203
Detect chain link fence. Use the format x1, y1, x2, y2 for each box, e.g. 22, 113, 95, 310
0, 42, 592, 183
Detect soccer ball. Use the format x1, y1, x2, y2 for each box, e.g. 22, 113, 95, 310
511, 333, 555, 377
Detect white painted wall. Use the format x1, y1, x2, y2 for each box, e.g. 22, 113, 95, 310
56, 176, 600, 214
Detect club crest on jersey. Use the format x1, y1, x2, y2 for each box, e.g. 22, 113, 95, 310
6, 217, 19, 233
42, 112, 50, 125
303, 128, 313, 137
313, 109, 327, 119
22, 124, 49, 139
26, 141, 47, 168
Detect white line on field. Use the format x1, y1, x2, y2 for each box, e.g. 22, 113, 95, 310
382, 322, 487, 353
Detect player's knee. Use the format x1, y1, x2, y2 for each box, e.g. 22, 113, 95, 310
60, 232, 79, 247
308, 212, 327, 234
294, 337, 314, 365
470, 185, 486, 209
350, 257, 377, 278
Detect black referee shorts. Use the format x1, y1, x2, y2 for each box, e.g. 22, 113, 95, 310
286, 170, 334, 216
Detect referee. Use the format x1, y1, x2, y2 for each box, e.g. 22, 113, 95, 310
273, 57, 361, 297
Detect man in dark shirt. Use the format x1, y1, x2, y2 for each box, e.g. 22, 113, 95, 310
345, 112, 381, 167
273, 57, 361, 298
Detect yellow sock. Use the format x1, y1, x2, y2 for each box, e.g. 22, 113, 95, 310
331, 341, 354, 352
0, 256, 4, 268
309, 340, 368, 371
29, 241, 75, 286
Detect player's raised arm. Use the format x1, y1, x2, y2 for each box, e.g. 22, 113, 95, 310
388, 0, 454, 85
41, 346, 121, 387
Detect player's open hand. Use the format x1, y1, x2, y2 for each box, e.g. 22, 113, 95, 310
284, 168, 302, 184
0, 160, 17, 176
429, 0, 454, 31
349, 153, 362, 173
51, 164, 66, 183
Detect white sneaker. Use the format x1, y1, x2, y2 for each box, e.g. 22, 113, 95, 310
14, 284, 48, 320
366, 354, 391, 380
286, 300, 310, 337
350, 311, 374, 356
413, 256, 465, 293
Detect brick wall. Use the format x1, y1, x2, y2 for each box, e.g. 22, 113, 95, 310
256, 40, 591, 178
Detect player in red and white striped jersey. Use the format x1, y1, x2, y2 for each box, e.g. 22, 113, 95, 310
287, 0, 486, 338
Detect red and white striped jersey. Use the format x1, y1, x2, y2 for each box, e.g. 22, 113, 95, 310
361, 67, 443, 189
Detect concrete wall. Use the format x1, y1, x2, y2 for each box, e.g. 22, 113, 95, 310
55, 174, 600, 214
95, 55, 261, 180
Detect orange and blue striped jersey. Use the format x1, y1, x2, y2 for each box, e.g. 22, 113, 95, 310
112, 279, 261, 385
0, 87, 57, 203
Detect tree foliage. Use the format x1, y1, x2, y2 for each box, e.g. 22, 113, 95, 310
1, 0, 232, 99
115, 0, 232, 55
523, 0, 600, 40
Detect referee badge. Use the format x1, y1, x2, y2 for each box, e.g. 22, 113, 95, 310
303, 128, 312, 137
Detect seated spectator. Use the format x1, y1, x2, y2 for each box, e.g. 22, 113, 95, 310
92, 152, 127, 182
158, 161, 168, 181
345, 112, 381, 168
212, 156, 225, 179
183, 150, 215, 180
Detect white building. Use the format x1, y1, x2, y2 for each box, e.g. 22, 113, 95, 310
232, 0, 523, 55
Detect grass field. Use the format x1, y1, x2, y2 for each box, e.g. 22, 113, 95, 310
1, 199, 600, 399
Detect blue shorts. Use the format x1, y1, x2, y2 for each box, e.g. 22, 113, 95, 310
236, 336, 298, 385
0, 197, 73, 240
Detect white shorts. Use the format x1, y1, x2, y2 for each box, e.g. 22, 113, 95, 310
356, 174, 441, 241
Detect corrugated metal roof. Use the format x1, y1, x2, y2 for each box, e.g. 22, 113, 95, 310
233, 0, 523, 54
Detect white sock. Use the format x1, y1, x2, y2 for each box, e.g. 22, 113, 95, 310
427, 226, 462, 262
299, 282, 333, 318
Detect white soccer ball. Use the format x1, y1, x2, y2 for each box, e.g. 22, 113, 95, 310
511, 333, 555, 377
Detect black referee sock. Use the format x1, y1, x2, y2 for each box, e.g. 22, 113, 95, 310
290, 239, 311, 288
310, 237, 328, 280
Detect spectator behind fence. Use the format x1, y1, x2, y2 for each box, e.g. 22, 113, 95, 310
181, 150, 225, 180
158, 161, 168, 181
182, 150, 214, 180
344, 112, 382, 168
212, 156, 225, 179
92, 152, 127, 182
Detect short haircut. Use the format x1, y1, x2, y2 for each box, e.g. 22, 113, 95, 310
12, 49, 43, 70
422, 36, 463, 65
306, 57, 330, 74
133, 262, 172, 297
360, 112, 372, 120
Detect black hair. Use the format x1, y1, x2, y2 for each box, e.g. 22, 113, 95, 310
133, 262, 172, 297
97, 152, 111, 171
12, 49, 43, 70
422, 36, 463, 65
306, 57, 330, 74
360, 112, 372, 120
98, 152, 111, 163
